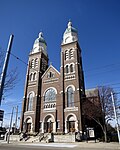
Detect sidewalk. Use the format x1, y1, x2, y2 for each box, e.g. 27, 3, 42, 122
0, 140, 120, 149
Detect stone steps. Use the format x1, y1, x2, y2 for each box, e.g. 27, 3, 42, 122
9, 133, 76, 143
54, 134, 75, 143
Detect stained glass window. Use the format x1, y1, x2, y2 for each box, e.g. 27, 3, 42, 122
28, 93, 33, 111
44, 88, 56, 102
67, 87, 74, 107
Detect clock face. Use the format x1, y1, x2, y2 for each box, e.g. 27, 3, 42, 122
44, 88, 56, 101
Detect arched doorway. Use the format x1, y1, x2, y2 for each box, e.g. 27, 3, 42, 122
43, 114, 55, 133
25, 117, 32, 133
65, 114, 78, 133
68, 115, 75, 132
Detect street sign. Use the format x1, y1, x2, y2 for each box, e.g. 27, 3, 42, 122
0, 110, 4, 121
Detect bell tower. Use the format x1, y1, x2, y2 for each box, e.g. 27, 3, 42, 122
20, 32, 49, 133
60, 21, 85, 133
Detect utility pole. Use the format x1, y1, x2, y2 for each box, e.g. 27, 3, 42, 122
0, 35, 14, 105
15, 105, 18, 133
7, 107, 14, 144
111, 92, 120, 144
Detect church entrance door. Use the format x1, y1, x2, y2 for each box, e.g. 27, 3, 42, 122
66, 114, 77, 133
44, 121, 53, 133
69, 121, 75, 132
25, 117, 32, 133
44, 115, 54, 133
26, 123, 31, 132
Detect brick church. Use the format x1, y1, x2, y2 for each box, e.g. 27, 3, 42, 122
20, 21, 100, 134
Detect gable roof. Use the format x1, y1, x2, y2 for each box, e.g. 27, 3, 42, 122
41, 64, 60, 79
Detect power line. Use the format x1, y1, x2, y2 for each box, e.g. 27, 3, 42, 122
1, 87, 120, 109
2, 89, 120, 116
86, 63, 120, 72
7, 52, 120, 104
1, 100, 22, 106
1, 83, 120, 108
10, 52, 39, 73
4, 111, 21, 115
9, 51, 120, 77
85, 68, 120, 77
10, 52, 28, 66
1, 46, 120, 74
0, 94, 95, 115
3, 52, 120, 107
8, 52, 120, 89
86, 83, 120, 90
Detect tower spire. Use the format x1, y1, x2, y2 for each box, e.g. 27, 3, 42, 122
62, 21, 78, 44
31, 32, 47, 56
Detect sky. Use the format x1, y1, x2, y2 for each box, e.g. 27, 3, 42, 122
0, 0, 120, 127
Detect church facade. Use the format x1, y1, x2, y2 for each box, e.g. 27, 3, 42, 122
20, 21, 87, 134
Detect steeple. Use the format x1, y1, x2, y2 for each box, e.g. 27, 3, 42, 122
31, 32, 47, 56
62, 21, 78, 44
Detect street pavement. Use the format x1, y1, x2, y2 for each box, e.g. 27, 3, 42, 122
0, 140, 120, 150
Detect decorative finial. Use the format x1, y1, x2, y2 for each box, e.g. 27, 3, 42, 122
68, 20, 72, 28
39, 32, 43, 38
50, 62, 52, 66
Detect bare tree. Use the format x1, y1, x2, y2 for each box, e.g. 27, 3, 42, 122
82, 86, 116, 142
0, 49, 18, 100
3, 68, 18, 93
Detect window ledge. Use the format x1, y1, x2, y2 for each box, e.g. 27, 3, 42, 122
64, 107, 78, 112
24, 111, 35, 115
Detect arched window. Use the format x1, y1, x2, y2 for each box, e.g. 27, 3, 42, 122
70, 64, 74, 73
67, 87, 74, 107
44, 88, 56, 102
30, 73, 33, 81
35, 58, 38, 68
47, 72, 54, 78
31, 59, 34, 68
69, 49, 74, 59
65, 50, 69, 60
28, 93, 34, 111
65, 65, 69, 73
33, 72, 37, 80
